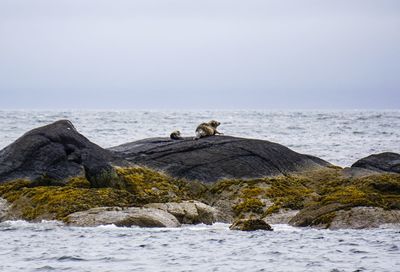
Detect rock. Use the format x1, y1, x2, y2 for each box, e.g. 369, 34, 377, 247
263, 209, 299, 224
0, 120, 126, 186
351, 152, 400, 174
109, 136, 331, 182
328, 207, 400, 229
290, 204, 400, 229
66, 206, 180, 228
144, 201, 219, 225
289, 203, 347, 228
341, 167, 381, 178
0, 197, 10, 222
229, 218, 273, 231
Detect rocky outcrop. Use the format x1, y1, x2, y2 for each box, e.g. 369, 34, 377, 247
0, 120, 126, 186
291, 206, 400, 229
229, 218, 273, 231
66, 206, 180, 227
351, 152, 400, 174
109, 136, 332, 182
328, 207, 400, 229
144, 201, 219, 225
0, 120, 332, 185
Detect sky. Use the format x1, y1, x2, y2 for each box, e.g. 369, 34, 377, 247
0, 0, 399, 110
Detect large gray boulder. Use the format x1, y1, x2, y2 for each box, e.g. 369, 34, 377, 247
144, 201, 219, 225
351, 152, 400, 174
328, 207, 400, 229
0, 120, 124, 186
65, 206, 181, 227
109, 136, 331, 182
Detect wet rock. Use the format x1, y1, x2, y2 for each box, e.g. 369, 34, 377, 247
65, 207, 181, 228
327, 207, 400, 229
351, 152, 400, 174
0, 120, 126, 186
144, 201, 218, 225
109, 136, 331, 183
229, 218, 273, 231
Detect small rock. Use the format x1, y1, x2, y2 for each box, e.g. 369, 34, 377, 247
229, 218, 273, 231
66, 207, 181, 228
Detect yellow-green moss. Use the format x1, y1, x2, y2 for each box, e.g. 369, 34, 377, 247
114, 167, 192, 203
312, 211, 337, 227
66, 176, 91, 188
264, 176, 314, 211
1, 185, 134, 221
0, 179, 32, 202
233, 198, 264, 215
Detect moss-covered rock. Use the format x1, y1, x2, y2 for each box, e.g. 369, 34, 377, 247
0, 166, 205, 222
0, 164, 398, 229
114, 167, 194, 203
229, 218, 273, 231
289, 173, 400, 228
1, 185, 135, 221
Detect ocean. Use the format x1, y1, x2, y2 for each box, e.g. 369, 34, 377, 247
0, 110, 399, 272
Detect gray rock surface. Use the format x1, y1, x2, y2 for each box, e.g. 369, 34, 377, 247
351, 152, 400, 174
0, 120, 125, 186
229, 218, 273, 231
66, 206, 181, 228
110, 136, 331, 182
144, 201, 218, 225
0, 197, 10, 222
263, 209, 299, 224
327, 207, 400, 229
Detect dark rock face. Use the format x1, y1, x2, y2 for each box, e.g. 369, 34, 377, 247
229, 218, 273, 231
109, 136, 331, 183
351, 152, 400, 174
0, 120, 123, 186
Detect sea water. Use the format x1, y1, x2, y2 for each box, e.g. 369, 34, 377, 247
0, 110, 399, 271
0, 221, 399, 272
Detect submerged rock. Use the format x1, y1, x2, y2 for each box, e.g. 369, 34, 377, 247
66, 206, 180, 228
109, 136, 331, 182
229, 218, 273, 231
351, 152, 400, 174
0, 120, 125, 186
144, 201, 218, 225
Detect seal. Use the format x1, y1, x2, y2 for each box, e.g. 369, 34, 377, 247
170, 130, 183, 140
195, 120, 223, 140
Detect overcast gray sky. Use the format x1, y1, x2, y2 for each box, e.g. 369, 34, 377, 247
0, 0, 399, 109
